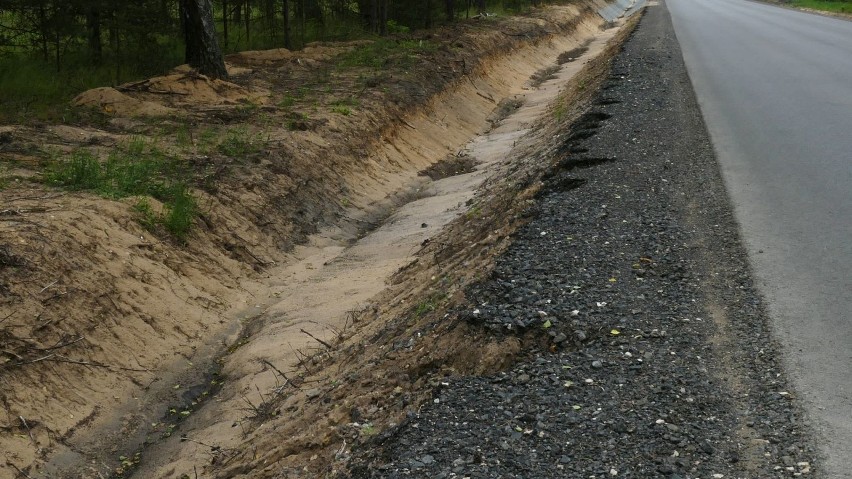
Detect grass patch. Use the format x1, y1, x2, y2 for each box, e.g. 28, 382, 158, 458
553, 101, 567, 122
331, 105, 352, 116
789, 0, 851, 13
337, 38, 438, 70
217, 127, 264, 157
330, 98, 358, 116
278, 95, 298, 108
45, 138, 197, 240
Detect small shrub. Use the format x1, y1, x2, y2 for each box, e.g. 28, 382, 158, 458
162, 185, 196, 240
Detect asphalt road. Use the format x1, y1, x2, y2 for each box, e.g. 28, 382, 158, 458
666, 0, 852, 476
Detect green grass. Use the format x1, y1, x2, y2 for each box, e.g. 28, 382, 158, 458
553, 101, 567, 122
217, 127, 264, 156
789, 0, 851, 13
331, 105, 352, 116
45, 139, 197, 240
330, 97, 358, 116
337, 38, 438, 70
277, 94, 298, 108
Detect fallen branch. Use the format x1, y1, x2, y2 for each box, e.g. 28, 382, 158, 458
18, 416, 36, 448
2, 349, 23, 361
38, 280, 58, 294
300, 328, 333, 350
38, 336, 84, 352
115, 78, 151, 91
145, 89, 191, 96
476, 91, 496, 103
46, 355, 149, 372
18, 353, 55, 365
260, 359, 293, 385
5, 461, 33, 479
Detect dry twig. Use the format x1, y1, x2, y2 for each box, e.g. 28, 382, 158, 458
299, 328, 333, 349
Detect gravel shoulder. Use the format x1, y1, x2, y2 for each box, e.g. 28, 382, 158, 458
344, 3, 816, 478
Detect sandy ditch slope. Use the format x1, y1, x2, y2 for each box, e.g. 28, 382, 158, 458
124, 15, 636, 479
1, 2, 629, 478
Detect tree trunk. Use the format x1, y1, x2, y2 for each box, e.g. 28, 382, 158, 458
38, 2, 48, 61
182, 0, 228, 79
223, 0, 229, 49
245, 0, 251, 45
52, 3, 60, 71
283, 0, 291, 48
299, 0, 305, 45
86, 6, 102, 64
425, 0, 432, 28
445, 0, 455, 21
369, 0, 378, 33
378, 0, 387, 36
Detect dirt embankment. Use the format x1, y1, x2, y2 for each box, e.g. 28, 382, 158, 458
1, 1, 623, 477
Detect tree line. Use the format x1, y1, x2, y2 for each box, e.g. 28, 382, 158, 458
0, 0, 546, 81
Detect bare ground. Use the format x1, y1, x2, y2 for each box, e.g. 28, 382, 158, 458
0, 1, 634, 477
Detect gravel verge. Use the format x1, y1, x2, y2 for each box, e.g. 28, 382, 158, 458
344, 3, 816, 478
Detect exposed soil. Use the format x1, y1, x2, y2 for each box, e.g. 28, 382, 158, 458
0, 1, 637, 478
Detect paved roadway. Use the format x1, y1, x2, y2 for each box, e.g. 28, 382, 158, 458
665, 0, 852, 476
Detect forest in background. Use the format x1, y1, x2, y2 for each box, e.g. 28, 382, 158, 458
0, 0, 550, 123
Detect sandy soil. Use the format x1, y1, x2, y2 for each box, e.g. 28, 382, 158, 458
0, 2, 632, 477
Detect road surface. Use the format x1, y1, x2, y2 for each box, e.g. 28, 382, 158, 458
666, 0, 852, 476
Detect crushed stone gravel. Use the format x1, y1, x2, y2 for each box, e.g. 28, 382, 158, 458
343, 3, 815, 478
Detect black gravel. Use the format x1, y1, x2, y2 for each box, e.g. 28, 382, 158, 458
345, 3, 815, 478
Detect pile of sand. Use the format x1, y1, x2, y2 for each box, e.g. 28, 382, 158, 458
73, 70, 271, 117
143, 72, 269, 105
73, 87, 176, 117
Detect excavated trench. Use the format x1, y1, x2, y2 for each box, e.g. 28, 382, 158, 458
1, 3, 644, 478
122, 17, 639, 479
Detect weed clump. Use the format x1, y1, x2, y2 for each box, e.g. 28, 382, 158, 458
217, 127, 263, 157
